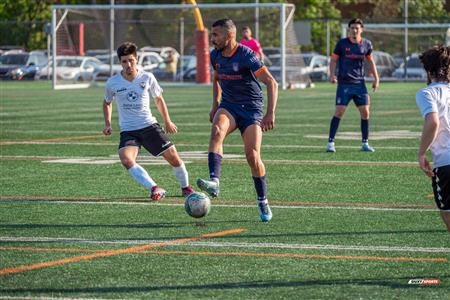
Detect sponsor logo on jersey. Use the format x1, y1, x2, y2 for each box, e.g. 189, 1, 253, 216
117, 87, 127, 93
127, 91, 139, 102
232, 62, 239, 72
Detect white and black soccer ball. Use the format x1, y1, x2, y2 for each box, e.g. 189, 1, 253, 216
185, 192, 211, 218
127, 91, 138, 102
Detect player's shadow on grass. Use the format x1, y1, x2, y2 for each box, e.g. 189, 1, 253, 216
2, 276, 448, 294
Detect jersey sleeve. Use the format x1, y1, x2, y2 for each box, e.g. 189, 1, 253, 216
104, 80, 114, 103
416, 89, 437, 118
331, 39, 343, 60
365, 40, 373, 57
210, 50, 217, 70
245, 50, 265, 75
148, 73, 163, 98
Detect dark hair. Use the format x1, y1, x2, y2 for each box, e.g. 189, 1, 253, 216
242, 26, 251, 31
117, 42, 138, 60
212, 18, 236, 32
419, 45, 450, 83
348, 18, 364, 28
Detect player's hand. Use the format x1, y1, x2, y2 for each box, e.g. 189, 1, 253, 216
329, 75, 337, 84
261, 112, 275, 132
103, 126, 112, 136
165, 121, 178, 134
372, 79, 379, 92
418, 154, 434, 177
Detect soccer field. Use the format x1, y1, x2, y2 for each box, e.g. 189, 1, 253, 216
0, 81, 448, 299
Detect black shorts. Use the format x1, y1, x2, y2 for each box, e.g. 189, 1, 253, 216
432, 165, 450, 211
119, 123, 173, 156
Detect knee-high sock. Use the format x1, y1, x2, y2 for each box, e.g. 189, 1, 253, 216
361, 119, 369, 143
252, 175, 267, 202
328, 116, 341, 143
128, 164, 156, 190
208, 152, 222, 181
172, 162, 189, 188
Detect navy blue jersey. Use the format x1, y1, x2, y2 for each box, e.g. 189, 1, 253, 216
210, 44, 266, 106
332, 38, 373, 85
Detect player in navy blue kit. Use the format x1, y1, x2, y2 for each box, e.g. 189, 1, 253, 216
196, 18, 278, 222
326, 18, 379, 153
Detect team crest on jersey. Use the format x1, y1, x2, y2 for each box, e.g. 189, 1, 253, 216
127, 91, 139, 102
232, 62, 239, 72
140, 81, 146, 89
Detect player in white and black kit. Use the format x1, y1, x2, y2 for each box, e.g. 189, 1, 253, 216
416, 45, 450, 233
102, 42, 194, 200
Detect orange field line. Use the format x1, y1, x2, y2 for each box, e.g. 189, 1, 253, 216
0, 228, 245, 276
140, 250, 448, 263
0, 246, 446, 263
0, 195, 435, 208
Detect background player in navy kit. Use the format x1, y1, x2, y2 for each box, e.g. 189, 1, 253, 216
103, 42, 194, 201
196, 18, 278, 222
326, 18, 379, 153
416, 45, 450, 233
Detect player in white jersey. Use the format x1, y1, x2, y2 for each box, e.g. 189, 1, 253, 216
415, 45, 450, 233
102, 42, 194, 200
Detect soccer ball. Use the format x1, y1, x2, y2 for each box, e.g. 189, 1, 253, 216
185, 192, 211, 218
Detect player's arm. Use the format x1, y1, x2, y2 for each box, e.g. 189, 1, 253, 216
257, 67, 278, 131
366, 54, 380, 91
102, 100, 112, 135
418, 112, 439, 177
329, 54, 338, 84
211, 71, 221, 122
154, 95, 178, 134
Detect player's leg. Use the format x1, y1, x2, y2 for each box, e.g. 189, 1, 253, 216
119, 144, 162, 200
242, 123, 272, 222
327, 85, 350, 152
355, 88, 374, 152
161, 146, 194, 197
440, 212, 450, 233
197, 108, 237, 197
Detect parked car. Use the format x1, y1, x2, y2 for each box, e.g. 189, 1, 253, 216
36, 56, 102, 81
364, 51, 397, 78
393, 54, 427, 79
268, 52, 329, 82
0, 50, 47, 80
92, 51, 163, 81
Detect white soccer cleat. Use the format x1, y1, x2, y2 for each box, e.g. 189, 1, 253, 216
361, 142, 375, 152
196, 178, 220, 198
326, 142, 336, 153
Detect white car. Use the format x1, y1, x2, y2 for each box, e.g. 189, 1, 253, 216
92, 51, 163, 81
37, 56, 102, 81
393, 54, 427, 79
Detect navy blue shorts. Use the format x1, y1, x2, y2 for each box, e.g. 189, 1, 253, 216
219, 101, 263, 135
336, 84, 369, 106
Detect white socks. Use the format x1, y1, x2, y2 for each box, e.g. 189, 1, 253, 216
128, 164, 156, 190
172, 163, 189, 188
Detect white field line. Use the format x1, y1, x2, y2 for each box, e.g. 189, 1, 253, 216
0, 155, 419, 166
0, 141, 419, 150
0, 236, 448, 254
0, 199, 437, 212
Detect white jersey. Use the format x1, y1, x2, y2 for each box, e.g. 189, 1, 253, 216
416, 82, 450, 168
105, 70, 163, 132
